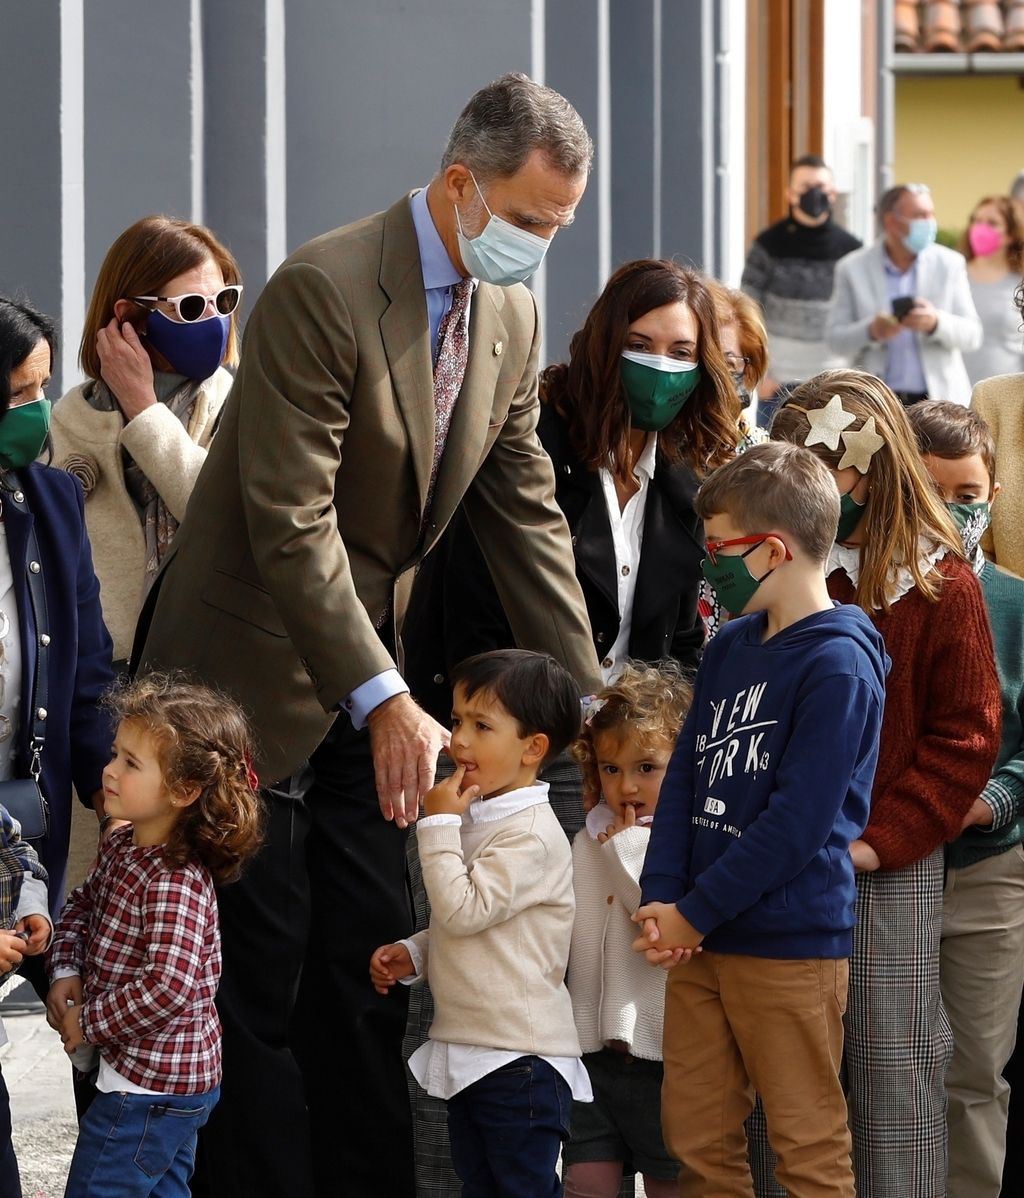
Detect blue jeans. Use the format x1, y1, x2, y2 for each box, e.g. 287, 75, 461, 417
64, 1086, 220, 1198
446, 1056, 572, 1197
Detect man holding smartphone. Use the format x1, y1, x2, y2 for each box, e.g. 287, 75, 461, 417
827, 183, 982, 405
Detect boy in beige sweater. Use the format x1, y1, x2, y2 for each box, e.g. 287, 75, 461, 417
370, 649, 591, 1198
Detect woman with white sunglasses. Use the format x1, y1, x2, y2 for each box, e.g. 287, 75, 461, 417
50, 215, 243, 663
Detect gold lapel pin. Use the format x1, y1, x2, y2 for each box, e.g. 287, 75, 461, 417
493, 340, 503, 356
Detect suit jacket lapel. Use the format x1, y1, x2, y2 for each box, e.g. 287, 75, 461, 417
379, 195, 435, 519
573, 472, 619, 612
632, 463, 702, 635
871, 242, 890, 314
426, 284, 509, 543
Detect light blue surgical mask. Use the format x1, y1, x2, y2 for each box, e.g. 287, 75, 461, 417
901, 217, 937, 256
454, 172, 552, 286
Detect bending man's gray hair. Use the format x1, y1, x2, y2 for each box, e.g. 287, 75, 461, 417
440, 73, 593, 182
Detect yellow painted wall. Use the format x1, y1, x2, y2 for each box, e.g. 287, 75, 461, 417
894, 74, 1024, 236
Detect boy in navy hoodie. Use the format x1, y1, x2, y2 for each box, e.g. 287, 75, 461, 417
635, 441, 887, 1198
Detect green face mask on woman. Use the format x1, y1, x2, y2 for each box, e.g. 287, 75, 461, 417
0, 399, 51, 469
620, 351, 701, 432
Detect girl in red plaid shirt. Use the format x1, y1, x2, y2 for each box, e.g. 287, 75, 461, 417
46, 676, 262, 1198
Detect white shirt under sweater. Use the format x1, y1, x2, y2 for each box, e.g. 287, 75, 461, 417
597, 433, 657, 683
403, 782, 591, 1101
568, 803, 668, 1061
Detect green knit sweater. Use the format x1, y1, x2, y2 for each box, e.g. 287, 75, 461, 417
948, 561, 1024, 869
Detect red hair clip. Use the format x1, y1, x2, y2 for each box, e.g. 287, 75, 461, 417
244, 753, 260, 794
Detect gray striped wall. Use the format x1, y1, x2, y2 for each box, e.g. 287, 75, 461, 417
0, 0, 729, 394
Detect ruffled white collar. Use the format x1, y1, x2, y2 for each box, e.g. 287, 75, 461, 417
827, 538, 948, 609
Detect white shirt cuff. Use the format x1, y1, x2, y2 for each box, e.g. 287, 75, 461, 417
397, 937, 425, 984
51, 967, 80, 981
342, 670, 409, 730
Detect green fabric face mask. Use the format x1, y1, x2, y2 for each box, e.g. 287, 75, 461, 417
0, 399, 51, 469
836, 489, 866, 542
947, 501, 991, 558
700, 541, 775, 617
620, 351, 701, 432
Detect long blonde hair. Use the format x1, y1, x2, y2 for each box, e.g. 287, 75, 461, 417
770, 370, 962, 613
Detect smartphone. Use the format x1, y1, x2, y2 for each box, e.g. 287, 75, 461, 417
892, 296, 916, 321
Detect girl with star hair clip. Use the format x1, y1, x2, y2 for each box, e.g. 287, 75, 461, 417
741, 369, 1002, 1198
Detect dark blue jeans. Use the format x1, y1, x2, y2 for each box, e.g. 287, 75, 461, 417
447, 1056, 572, 1198
64, 1086, 219, 1198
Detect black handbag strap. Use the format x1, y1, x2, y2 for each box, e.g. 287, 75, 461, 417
3, 473, 49, 782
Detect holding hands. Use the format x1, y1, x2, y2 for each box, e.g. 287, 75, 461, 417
631, 902, 704, 970
369, 943, 415, 996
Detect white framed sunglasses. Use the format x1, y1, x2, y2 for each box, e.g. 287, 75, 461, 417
131, 284, 243, 324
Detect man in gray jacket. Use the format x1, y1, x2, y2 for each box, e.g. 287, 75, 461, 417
827, 183, 981, 405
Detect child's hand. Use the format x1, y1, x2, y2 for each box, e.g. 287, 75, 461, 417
423, 765, 481, 818
0, 931, 26, 975
14, 913, 51, 956
60, 1004, 86, 1055
632, 902, 704, 969
849, 838, 881, 873
46, 977, 83, 1033
597, 804, 637, 843
369, 943, 415, 995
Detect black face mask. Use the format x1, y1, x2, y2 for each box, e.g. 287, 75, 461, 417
797, 186, 830, 219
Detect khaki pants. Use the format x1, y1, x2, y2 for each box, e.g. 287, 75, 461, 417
661, 952, 854, 1198
941, 844, 1024, 1198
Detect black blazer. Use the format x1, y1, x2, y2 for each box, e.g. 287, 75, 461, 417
404, 403, 706, 723
3, 465, 115, 909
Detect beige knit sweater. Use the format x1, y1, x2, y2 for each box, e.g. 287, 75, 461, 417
412, 799, 581, 1058
568, 821, 667, 1061
49, 369, 233, 658
972, 372, 1024, 577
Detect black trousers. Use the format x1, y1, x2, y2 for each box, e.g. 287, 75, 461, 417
189, 717, 415, 1198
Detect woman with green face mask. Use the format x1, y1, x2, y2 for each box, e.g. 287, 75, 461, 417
401, 259, 742, 1196
0, 297, 116, 1155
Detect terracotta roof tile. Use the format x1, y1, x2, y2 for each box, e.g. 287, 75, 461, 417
896, 1, 1024, 53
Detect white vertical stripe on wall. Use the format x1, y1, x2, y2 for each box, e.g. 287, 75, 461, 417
265, 0, 287, 276
700, 0, 715, 272
652, 0, 663, 259
530, 0, 548, 353
60, 0, 85, 390
190, 0, 205, 224
596, 0, 611, 285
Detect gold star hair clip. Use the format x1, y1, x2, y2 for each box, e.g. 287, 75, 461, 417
785, 394, 884, 475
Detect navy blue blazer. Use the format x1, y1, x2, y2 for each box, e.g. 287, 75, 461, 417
3, 463, 114, 910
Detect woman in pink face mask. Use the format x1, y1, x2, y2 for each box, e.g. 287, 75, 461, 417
960, 195, 1024, 386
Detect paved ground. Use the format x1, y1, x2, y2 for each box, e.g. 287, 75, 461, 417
4, 991, 76, 1197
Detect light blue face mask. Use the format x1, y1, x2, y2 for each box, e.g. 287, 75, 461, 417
901, 217, 937, 255
454, 172, 552, 286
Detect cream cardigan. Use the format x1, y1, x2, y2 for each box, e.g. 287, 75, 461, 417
568, 821, 667, 1061
971, 372, 1024, 577
412, 799, 581, 1058
49, 369, 233, 658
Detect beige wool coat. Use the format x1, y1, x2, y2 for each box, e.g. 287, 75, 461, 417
49, 368, 234, 659
972, 372, 1024, 577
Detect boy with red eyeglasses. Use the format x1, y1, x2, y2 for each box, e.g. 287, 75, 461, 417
633, 441, 888, 1198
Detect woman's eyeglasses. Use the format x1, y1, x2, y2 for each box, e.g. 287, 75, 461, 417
724, 353, 750, 374
131, 285, 243, 324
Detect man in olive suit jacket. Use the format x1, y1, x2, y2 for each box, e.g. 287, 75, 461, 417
136, 74, 600, 1198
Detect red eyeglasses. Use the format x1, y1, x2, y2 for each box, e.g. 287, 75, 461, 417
704, 535, 793, 565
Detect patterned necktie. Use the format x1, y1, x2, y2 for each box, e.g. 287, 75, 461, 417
426, 278, 473, 512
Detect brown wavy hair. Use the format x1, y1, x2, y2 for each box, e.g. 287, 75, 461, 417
959, 194, 1024, 274
771, 370, 962, 613
79, 215, 242, 380
106, 675, 263, 884
540, 259, 740, 479
572, 659, 693, 798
